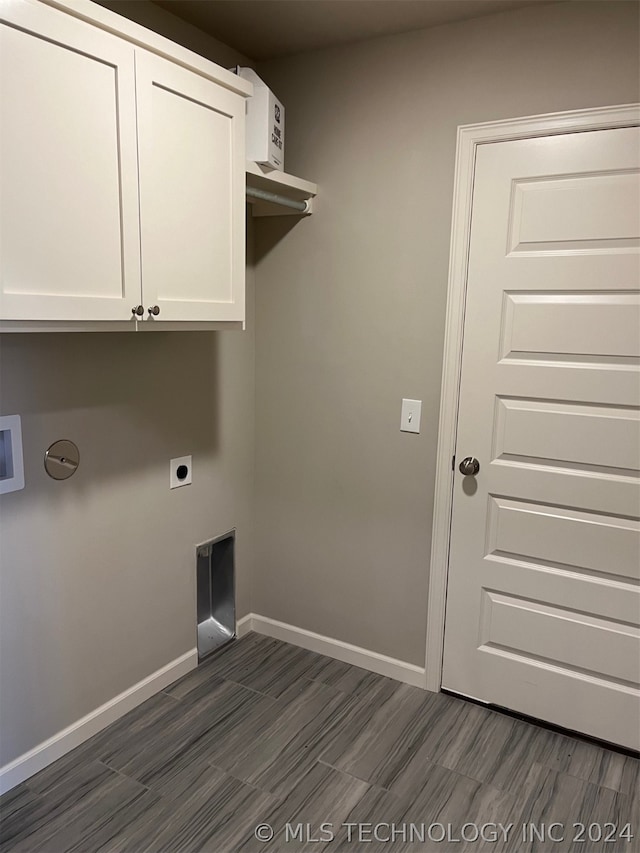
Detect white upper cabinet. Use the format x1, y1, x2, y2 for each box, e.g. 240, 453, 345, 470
0, 0, 249, 329
0, 1, 141, 322
136, 51, 245, 324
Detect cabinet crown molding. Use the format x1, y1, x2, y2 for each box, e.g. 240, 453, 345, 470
37, 0, 253, 97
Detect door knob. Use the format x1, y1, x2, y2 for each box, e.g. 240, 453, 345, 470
459, 457, 480, 476
148, 305, 160, 316
131, 305, 144, 316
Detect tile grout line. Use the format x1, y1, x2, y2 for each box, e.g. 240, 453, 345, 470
158, 689, 184, 702
96, 760, 153, 793
222, 677, 287, 702
316, 758, 395, 794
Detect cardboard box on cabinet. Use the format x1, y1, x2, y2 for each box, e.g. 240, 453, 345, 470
234, 67, 284, 170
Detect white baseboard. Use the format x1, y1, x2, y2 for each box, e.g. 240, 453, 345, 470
236, 613, 254, 638
239, 613, 427, 688
0, 648, 197, 795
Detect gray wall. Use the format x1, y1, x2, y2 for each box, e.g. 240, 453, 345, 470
253, 1, 640, 666
0, 9, 255, 766
95, 0, 247, 68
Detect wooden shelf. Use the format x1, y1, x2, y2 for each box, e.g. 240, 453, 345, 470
246, 161, 317, 216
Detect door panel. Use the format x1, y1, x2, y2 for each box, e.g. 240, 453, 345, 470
135, 50, 245, 323
496, 362, 640, 408
150, 85, 232, 304
0, 2, 141, 321
442, 126, 640, 749
509, 171, 640, 250
479, 590, 639, 685
501, 292, 640, 359
487, 497, 640, 582
493, 397, 640, 472
483, 557, 640, 628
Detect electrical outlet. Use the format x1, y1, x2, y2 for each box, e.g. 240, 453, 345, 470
400, 399, 422, 433
170, 455, 192, 489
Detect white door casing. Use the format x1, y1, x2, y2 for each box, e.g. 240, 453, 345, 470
0, 0, 141, 321
429, 108, 640, 750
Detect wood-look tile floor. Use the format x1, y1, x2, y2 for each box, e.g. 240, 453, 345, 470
1, 633, 638, 853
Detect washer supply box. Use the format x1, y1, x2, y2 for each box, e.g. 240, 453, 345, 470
234, 67, 284, 171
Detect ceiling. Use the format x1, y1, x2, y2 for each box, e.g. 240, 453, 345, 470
152, 0, 555, 61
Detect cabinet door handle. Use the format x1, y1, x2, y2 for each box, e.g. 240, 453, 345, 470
148, 305, 160, 316
131, 305, 144, 316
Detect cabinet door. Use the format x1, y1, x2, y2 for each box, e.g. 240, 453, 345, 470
0, 1, 141, 322
135, 50, 245, 324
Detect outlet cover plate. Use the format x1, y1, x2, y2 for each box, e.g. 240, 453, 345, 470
170, 455, 192, 489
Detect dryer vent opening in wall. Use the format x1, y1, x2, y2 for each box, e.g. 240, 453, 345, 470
196, 532, 235, 661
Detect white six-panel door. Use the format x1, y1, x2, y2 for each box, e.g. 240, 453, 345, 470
0, 1, 141, 321
442, 126, 640, 749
